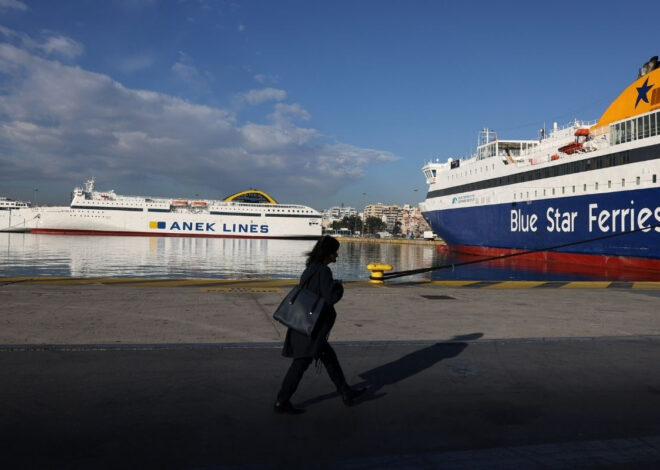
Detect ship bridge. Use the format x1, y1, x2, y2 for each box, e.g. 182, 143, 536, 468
476, 128, 538, 163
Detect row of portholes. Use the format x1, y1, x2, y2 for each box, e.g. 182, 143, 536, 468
513, 174, 657, 200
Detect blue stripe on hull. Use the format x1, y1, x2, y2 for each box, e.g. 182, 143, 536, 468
423, 187, 660, 259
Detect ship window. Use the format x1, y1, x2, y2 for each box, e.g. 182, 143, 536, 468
621, 178, 625, 187
651, 113, 657, 136
595, 182, 599, 190
552, 188, 555, 195
612, 123, 619, 145
543, 189, 546, 196
637, 176, 641, 185
644, 115, 650, 138
637, 117, 644, 140
562, 187, 565, 194
583, 184, 587, 191
654, 174, 657, 183
608, 180, 612, 188
572, 186, 576, 193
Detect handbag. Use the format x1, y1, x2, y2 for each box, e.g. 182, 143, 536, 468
273, 266, 325, 336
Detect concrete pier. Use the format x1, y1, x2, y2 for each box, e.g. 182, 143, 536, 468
1, 278, 660, 468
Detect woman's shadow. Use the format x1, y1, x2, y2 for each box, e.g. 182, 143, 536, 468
299, 333, 483, 408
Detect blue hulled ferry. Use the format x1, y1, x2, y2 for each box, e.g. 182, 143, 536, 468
421, 56, 660, 270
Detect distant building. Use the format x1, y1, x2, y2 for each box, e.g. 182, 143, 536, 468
363, 203, 403, 231
321, 205, 358, 228
400, 204, 431, 238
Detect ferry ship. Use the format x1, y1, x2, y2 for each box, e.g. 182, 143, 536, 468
0, 198, 33, 232
3, 180, 322, 239
420, 56, 660, 270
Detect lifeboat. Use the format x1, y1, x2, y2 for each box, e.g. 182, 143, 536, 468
191, 201, 207, 207
172, 200, 188, 206
558, 141, 583, 155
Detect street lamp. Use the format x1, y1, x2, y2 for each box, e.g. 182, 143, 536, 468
361, 192, 367, 237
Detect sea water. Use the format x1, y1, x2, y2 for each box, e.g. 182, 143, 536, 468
1, 233, 658, 281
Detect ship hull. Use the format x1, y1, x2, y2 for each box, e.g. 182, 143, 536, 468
0, 209, 36, 232
4, 207, 321, 239
423, 186, 660, 268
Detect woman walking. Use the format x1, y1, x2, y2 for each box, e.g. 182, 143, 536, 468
274, 236, 366, 414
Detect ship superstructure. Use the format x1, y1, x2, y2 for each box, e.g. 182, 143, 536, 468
421, 56, 660, 268
0, 198, 34, 232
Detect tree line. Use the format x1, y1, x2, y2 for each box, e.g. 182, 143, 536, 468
329, 215, 402, 235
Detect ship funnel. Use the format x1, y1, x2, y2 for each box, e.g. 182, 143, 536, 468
638, 55, 659, 78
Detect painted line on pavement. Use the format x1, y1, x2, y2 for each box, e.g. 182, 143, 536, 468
2, 277, 660, 289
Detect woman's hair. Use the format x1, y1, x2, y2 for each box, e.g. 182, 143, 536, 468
305, 235, 340, 266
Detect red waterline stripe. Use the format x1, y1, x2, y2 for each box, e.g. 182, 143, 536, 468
447, 244, 660, 272
29, 229, 318, 240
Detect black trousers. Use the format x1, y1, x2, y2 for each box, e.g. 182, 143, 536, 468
277, 343, 348, 402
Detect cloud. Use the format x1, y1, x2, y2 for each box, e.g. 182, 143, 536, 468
171, 51, 212, 91
254, 73, 279, 84
0, 0, 28, 11
117, 53, 155, 74
0, 38, 398, 204
0, 26, 83, 59
241, 87, 286, 105
40, 34, 84, 59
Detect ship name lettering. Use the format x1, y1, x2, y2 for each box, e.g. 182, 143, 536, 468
222, 223, 269, 233
169, 221, 217, 231
546, 207, 577, 233
510, 209, 537, 233
588, 203, 660, 233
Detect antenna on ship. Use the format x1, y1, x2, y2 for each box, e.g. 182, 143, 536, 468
84, 177, 95, 194
478, 128, 497, 147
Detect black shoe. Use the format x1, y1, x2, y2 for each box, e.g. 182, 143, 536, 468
273, 400, 305, 415
342, 387, 367, 406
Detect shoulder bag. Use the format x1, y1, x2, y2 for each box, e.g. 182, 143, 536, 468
273, 265, 325, 336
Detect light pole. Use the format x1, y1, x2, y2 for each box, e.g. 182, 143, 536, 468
411, 189, 419, 238
361, 192, 367, 237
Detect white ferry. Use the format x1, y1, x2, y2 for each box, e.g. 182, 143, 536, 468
0, 198, 34, 232
421, 56, 660, 270
4, 179, 322, 239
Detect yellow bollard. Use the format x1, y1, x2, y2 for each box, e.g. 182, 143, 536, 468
366, 263, 393, 284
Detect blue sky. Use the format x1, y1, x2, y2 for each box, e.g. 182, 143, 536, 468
0, 0, 658, 209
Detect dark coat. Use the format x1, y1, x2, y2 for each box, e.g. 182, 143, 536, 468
282, 261, 344, 359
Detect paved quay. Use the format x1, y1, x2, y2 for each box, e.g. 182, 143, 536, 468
1, 278, 660, 469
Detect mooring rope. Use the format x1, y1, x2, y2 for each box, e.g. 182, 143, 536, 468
376, 222, 660, 280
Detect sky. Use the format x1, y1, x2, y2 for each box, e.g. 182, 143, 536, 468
0, 0, 658, 210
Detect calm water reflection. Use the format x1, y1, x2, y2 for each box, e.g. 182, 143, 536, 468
0, 234, 435, 280
2, 233, 659, 281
